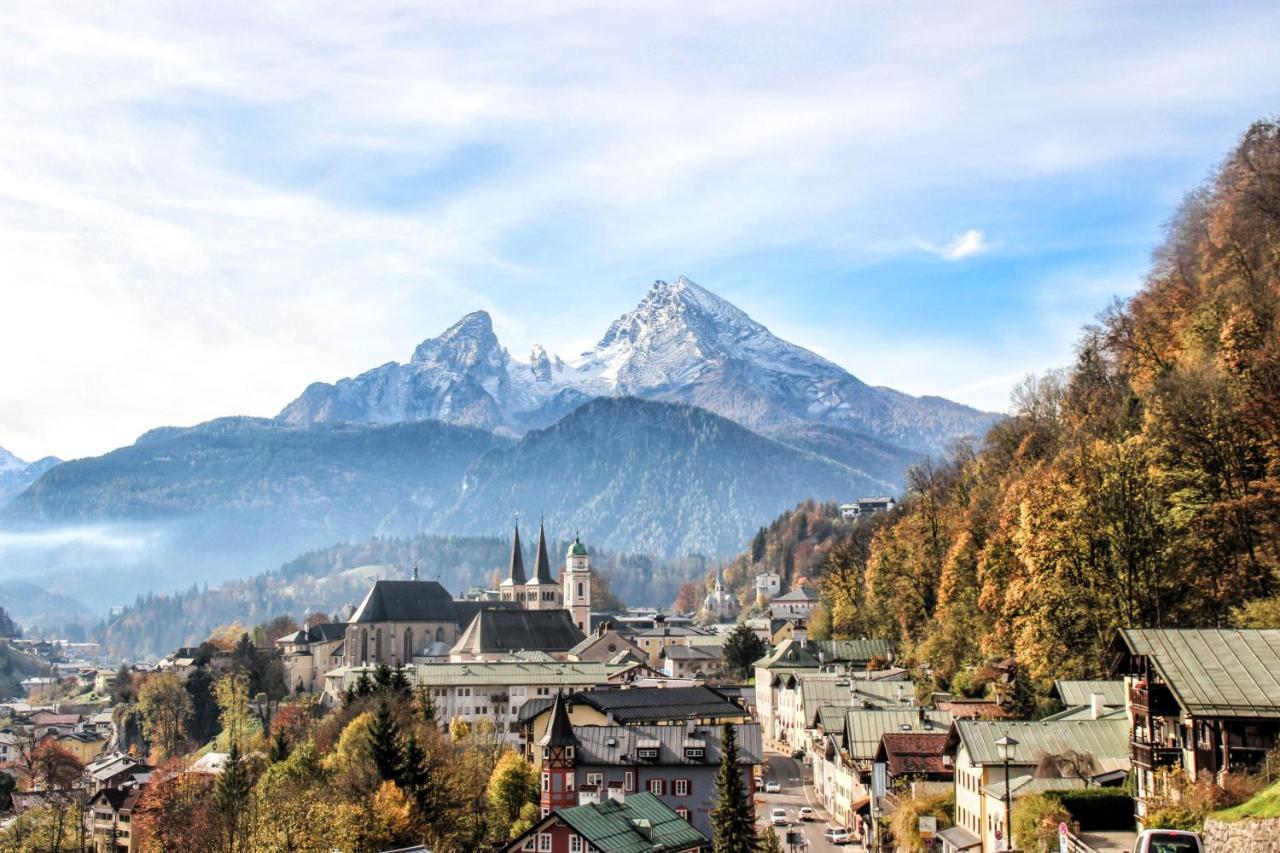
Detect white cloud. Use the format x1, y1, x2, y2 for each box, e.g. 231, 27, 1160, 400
919, 229, 994, 261
0, 2, 1278, 458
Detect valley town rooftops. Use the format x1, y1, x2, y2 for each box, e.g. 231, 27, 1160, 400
554, 792, 709, 853
1052, 679, 1125, 708
572, 722, 761, 766
450, 608, 585, 657
1114, 628, 1280, 718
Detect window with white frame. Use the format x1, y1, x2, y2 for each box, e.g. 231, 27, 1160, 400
648, 778, 664, 795
674, 778, 689, 797
570, 836, 582, 853
675, 806, 690, 822
585, 772, 603, 788
624, 771, 634, 791
538, 832, 552, 851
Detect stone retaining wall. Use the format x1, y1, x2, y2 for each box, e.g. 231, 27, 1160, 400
1203, 816, 1280, 852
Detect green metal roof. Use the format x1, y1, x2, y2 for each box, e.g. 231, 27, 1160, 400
952, 719, 1130, 769
1119, 628, 1280, 718
334, 660, 623, 688
754, 637, 820, 669
842, 708, 952, 761
981, 774, 1088, 800
557, 792, 709, 852
1053, 680, 1125, 708
806, 639, 893, 664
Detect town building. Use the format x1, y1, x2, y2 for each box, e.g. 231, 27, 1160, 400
277, 618, 348, 694
1111, 628, 1280, 818
566, 622, 647, 664
502, 791, 709, 853
754, 572, 781, 606
700, 569, 738, 622
520, 685, 752, 753
325, 660, 636, 743
659, 643, 725, 680
768, 587, 820, 622
85, 752, 154, 791
839, 497, 897, 520
628, 618, 719, 668
90, 786, 142, 853
944, 717, 1130, 853
449, 609, 585, 662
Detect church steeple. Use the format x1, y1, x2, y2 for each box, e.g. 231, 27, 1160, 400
500, 525, 526, 603
533, 521, 554, 583
524, 519, 561, 610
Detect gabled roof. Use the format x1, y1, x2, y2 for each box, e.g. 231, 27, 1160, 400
555, 792, 709, 853
349, 579, 518, 625
1116, 628, 1280, 718
772, 588, 820, 603
754, 637, 820, 669
805, 638, 893, 664
349, 580, 454, 623
451, 608, 585, 656
874, 732, 950, 777
843, 709, 952, 762
305, 622, 347, 642
517, 686, 749, 726
573, 723, 761, 767
949, 718, 1130, 770
92, 787, 143, 812
661, 644, 722, 661
1052, 680, 1125, 708
1041, 705, 1128, 722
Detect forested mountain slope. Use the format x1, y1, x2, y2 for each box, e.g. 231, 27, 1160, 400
810, 119, 1280, 684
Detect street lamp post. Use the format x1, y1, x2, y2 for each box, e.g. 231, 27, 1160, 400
994, 734, 1019, 851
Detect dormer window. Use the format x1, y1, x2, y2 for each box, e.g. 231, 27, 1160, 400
683, 747, 704, 759
637, 747, 659, 760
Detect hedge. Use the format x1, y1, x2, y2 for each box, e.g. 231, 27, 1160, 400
1046, 788, 1134, 831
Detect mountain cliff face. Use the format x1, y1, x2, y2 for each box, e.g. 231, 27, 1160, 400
276, 277, 997, 455
0, 447, 61, 505
438, 397, 891, 558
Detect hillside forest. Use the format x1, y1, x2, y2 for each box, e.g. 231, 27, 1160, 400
712, 119, 1280, 688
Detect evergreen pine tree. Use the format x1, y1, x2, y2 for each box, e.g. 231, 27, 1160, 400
391, 662, 411, 698
269, 727, 291, 763
354, 671, 374, 699
213, 737, 253, 853
710, 723, 754, 853
756, 826, 784, 853
374, 662, 394, 693
415, 686, 437, 726
367, 700, 405, 783
400, 730, 431, 806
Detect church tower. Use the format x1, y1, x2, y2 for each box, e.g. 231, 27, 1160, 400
499, 525, 526, 604
524, 522, 561, 610
563, 534, 592, 632
538, 691, 578, 816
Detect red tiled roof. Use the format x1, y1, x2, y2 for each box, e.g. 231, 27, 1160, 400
877, 732, 951, 777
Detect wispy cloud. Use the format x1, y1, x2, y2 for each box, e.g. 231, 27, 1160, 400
918, 229, 994, 261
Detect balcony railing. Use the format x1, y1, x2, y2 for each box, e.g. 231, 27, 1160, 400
1131, 739, 1181, 768
1129, 683, 1179, 717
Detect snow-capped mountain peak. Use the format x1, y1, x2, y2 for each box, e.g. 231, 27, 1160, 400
0, 447, 26, 474
276, 276, 997, 453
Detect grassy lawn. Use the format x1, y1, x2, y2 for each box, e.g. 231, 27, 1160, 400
1213, 780, 1280, 822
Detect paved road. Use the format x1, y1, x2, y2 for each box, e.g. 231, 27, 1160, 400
756, 752, 864, 852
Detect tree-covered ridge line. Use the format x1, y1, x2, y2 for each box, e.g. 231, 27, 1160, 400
94, 532, 693, 659
810, 119, 1280, 687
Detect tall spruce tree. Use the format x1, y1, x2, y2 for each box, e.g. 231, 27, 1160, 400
213, 737, 253, 853
710, 723, 754, 853
367, 700, 405, 783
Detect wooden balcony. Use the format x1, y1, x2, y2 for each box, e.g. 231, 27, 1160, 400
1131, 739, 1181, 769
1129, 683, 1179, 717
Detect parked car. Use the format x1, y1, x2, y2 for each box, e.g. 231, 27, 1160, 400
824, 827, 853, 845
754, 776, 764, 791
765, 780, 781, 793
770, 808, 789, 826
798, 806, 816, 821
1133, 829, 1204, 853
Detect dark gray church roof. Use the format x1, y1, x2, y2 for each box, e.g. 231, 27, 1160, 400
350, 580, 518, 625
451, 608, 585, 656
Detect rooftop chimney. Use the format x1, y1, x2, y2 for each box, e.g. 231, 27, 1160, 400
1090, 692, 1105, 720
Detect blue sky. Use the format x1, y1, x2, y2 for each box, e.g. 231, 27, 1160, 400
2, 1, 1278, 460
